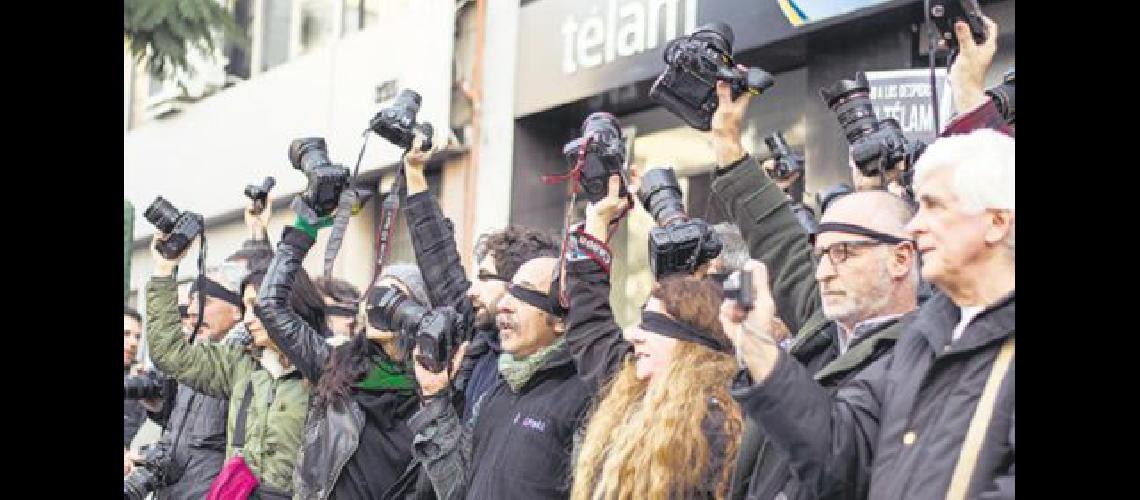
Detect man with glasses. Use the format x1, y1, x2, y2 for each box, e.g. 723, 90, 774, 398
707, 77, 919, 499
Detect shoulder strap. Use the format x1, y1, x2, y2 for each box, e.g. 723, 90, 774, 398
946, 336, 1015, 500
232, 380, 256, 449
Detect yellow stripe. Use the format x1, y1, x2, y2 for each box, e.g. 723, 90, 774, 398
778, 0, 807, 27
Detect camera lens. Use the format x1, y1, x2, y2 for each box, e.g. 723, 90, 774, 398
637, 168, 688, 227
288, 138, 330, 172
819, 73, 879, 144
393, 89, 423, 116
367, 285, 428, 333
581, 112, 621, 140
143, 197, 181, 234
691, 22, 735, 55
124, 374, 165, 399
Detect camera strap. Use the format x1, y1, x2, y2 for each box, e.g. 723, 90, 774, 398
324, 131, 372, 280
373, 154, 407, 286
543, 135, 633, 309
188, 230, 208, 344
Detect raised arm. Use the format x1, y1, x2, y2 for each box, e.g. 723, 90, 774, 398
146, 236, 252, 399
708, 81, 823, 336
256, 224, 333, 383
565, 174, 633, 391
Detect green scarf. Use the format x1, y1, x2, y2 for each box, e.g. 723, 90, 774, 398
354, 355, 415, 392
498, 336, 567, 392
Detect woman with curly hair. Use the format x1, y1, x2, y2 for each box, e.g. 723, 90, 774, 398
565, 175, 743, 499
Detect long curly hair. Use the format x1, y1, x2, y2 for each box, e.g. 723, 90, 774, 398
571, 276, 742, 500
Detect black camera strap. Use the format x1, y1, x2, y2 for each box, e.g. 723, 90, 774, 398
188, 230, 207, 344
373, 157, 406, 286
324, 131, 372, 280
925, 0, 942, 134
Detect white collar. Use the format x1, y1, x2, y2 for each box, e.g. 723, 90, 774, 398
258, 348, 294, 379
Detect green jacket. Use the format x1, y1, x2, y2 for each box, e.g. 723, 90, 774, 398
146, 276, 310, 496
711, 155, 906, 500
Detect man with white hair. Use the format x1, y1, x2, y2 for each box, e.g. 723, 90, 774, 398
724, 127, 1015, 500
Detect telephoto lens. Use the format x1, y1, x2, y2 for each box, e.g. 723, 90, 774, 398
637, 167, 688, 227
819, 72, 879, 144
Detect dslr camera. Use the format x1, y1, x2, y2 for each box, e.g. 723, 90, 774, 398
145, 197, 204, 260
928, 0, 987, 49
637, 167, 722, 280
244, 176, 276, 215
366, 286, 463, 373
820, 72, 925, 178
123, 369, 175, 400
986, 68, 1014, 125
763, 132, 804, 181
561, 112, 629, 203
369, 89, 434, 152
288, 138, 351, 225
123, 443, 171, 500
649, 22, 775, 131
719, 269, 753, 310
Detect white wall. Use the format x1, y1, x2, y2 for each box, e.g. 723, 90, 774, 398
470, 0, 520, 246
125, 0, 456, 298
124, 0, 455, 240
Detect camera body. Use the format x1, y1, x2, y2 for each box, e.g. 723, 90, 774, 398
720, 269, 753, 310
366, 286, 463, 373
820, 72, 925, 177
986, 68, 1014, 125
649, 22, 775, 131
763, 132, 804, 180
244, 176, 276, 214
144, 197, 204, 260
123, 443, 172, 500
369, 89, 434, 152
637, 167, 722, 280
928, 0, 987, 48
124, 369, 174, 400
561, 112, 629, 203
288, 138, 351, 225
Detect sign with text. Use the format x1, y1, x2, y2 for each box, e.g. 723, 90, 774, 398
864, 69, 953, 145
516, 0, 905, 117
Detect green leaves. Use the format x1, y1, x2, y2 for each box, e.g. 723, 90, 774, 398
124, 0, 249, 79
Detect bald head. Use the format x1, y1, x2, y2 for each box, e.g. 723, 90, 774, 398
821, 191, 914, 239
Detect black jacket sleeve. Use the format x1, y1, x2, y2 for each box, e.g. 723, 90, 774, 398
734, 348, 891, 499
404, 191, 473, 313
711, 154, 823, 337
564, 258, 632, 393
255, 226, 332, 384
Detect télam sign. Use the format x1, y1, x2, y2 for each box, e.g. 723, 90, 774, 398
516, 0, 902, 117
863, 69, 953, 144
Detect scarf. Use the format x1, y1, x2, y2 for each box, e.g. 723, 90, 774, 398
498, 336, 567, 392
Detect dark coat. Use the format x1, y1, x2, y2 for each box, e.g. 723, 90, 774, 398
738, 291, 1015, 500
259, 227, 418, 500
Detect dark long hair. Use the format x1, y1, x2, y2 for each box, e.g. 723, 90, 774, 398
242, 267, 328, 335
314, 278, 421, 406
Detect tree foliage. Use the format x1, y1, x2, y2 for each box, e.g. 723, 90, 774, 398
124, 0, 247, 79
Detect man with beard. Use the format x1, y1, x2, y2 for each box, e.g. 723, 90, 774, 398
401, 144, 558, 418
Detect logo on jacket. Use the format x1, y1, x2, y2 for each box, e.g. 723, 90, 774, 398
514, 412, 548, 433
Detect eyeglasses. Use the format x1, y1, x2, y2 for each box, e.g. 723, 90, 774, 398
812, 240, 890, 266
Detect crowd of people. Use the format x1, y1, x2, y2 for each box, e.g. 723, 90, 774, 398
124, 12, 1013, 500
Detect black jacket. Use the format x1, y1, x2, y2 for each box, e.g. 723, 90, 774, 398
124, 367, 148, 448
151, 383, 229, 500
404, 190, 498, 414
738, 291, 1015, 500
259, 227, 419, 500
